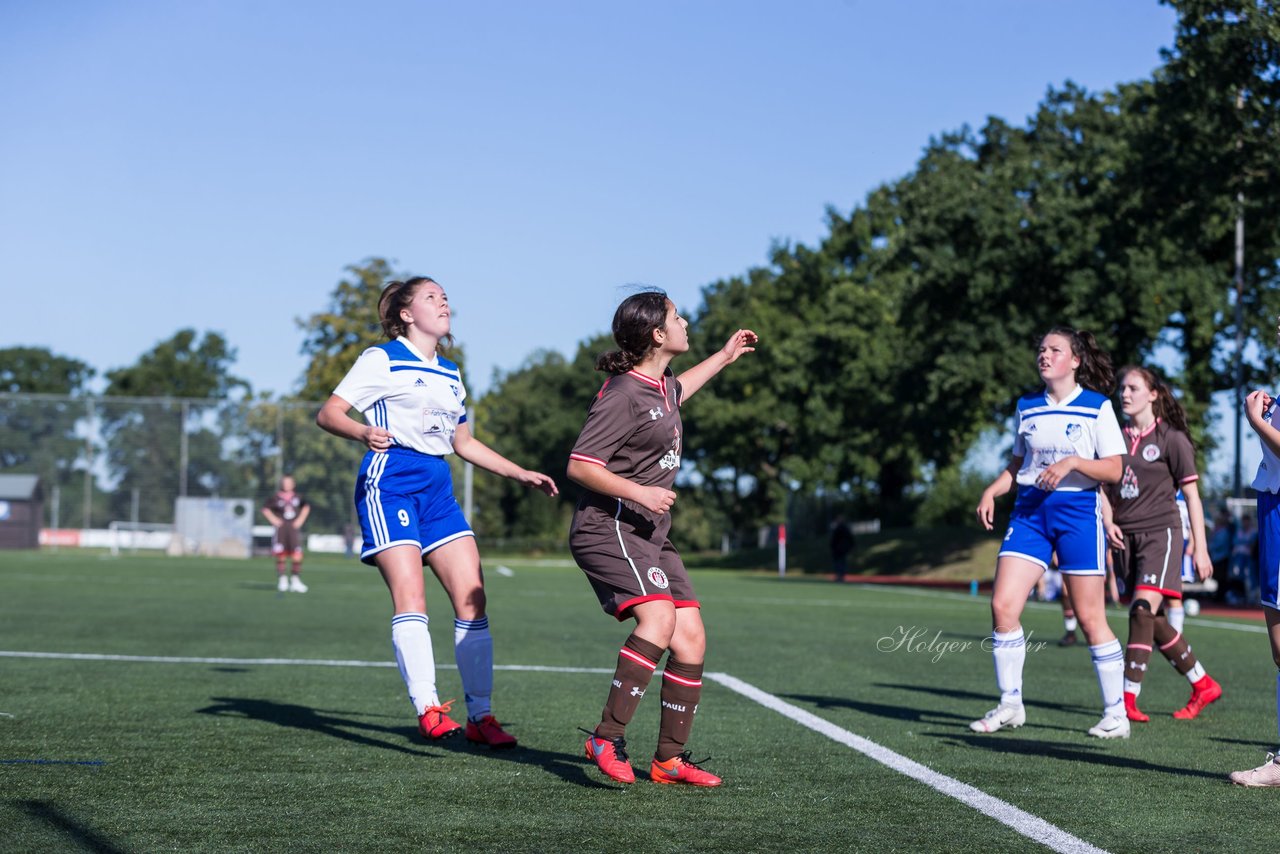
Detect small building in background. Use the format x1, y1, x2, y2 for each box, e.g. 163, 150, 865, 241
0, 474, 43, 549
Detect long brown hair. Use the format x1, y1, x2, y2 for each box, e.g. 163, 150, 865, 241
1117, 364, 1194, 446
377, 277, 455, 350
596, 289, 670, 374
1044, 325, 1114, 394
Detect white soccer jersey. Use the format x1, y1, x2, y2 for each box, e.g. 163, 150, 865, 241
1252, 399, 1280, 495
1011, 386, 1125, 491
332, 338, 468, 456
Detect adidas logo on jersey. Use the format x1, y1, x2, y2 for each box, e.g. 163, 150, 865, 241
415, 378, 426, 386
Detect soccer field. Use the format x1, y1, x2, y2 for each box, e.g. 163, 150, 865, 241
1, 551, 1274, 853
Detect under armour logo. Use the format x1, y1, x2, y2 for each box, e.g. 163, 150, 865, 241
630, 686, 645, 697
649, 407, 663, 420
1128, 660, 1147, 671
1143, 574, 1157, 584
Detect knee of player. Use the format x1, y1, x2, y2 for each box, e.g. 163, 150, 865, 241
1129, 598, 1154, 619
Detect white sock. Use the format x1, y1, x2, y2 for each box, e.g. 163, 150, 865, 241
455, 616, 493, 720
1167, 605, 1185, 633
1090, 639, 1125, 717
1124, 679, 1142, 696
391, 612, 438, 715
1185, 662, 1206, 683
992, 628, 1026, 707
1064, 616, 1078, 632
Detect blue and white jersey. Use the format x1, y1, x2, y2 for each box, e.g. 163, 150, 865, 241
332, 337, 468, 457
1011, 385, 1125, 493
1252, 398, 1280, 495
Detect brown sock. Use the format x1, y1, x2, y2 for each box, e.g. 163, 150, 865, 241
655, 658, 703, 762
1153, 614, 1198, 675
1125, 602, 1155, 685
596, 634, 665, 740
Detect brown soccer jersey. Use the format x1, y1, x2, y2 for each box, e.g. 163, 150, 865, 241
1106, 420, 1198, 534
264, 491, 308, 554
568, 369, 697, 618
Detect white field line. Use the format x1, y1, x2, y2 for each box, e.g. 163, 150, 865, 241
705, 671, 1110, 854
6, 648, 1107, 852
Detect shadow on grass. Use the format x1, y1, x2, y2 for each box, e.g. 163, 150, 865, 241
197, 697, 435, 757
16, 800, 126, 854
782, 691, 1093, 733
936, 733, 1226, 780
875, 682, 1096, 715
196, 698, 614, 789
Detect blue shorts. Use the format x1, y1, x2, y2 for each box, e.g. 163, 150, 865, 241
1258, 492, 1280, 609
354, 447, 472, 566
999, 488, 1105, 575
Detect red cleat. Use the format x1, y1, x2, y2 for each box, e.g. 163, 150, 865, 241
649, 752, 722, 787
1124, 691, 1149, 723
418, 701, 463, 739
465, 714, 517, 749
584, 732, 635, 784
1173, 674, 1222, 720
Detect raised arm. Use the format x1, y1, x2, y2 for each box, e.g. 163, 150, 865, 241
676, 329, 758, 401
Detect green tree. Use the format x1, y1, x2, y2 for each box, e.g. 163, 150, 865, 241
100, 330, 249, 522
0, 347, 96, 526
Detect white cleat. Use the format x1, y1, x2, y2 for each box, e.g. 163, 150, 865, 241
969, 704, 1026, 733
277, 575, 289, 592
1229, 753, 1280, 787
288, 576, 308, 593
1087, 714, 1131, 739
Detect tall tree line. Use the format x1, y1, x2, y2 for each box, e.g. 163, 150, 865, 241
2, 0, 1275, 549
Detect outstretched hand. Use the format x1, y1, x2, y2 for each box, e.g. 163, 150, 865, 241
518, 470, 559, 497
720, 329, 759, 365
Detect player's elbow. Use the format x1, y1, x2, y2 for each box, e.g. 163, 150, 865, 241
565, 459, 595, 489
1099, 457, 1123, 484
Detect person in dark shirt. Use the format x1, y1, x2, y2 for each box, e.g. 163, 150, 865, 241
567, 288, 757, 787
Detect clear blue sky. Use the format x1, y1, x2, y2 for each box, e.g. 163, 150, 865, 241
10, 1, 1254, 484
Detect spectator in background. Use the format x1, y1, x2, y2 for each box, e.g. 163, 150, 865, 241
1209, 507, 1234, 601
830, 515, 855, 583
261, 475, 311, 593
1229, 513, 1258, 605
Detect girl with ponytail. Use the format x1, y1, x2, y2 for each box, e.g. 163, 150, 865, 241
971, 326, 1128, 739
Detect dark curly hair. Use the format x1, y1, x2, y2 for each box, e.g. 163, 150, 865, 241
596, 289, 670, 374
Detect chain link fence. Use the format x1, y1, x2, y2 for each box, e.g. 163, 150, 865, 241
0, 392, 366, 536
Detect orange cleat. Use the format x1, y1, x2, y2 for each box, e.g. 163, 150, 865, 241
465, 714, 517, 749
584, 732, 635, 784
649, 752, 722, 787
1124, 691, 1149, 723
1173, 675, 1222, 720
418, 701, 463, 740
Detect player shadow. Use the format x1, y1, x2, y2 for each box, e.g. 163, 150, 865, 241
195, 698, 611, 788
16, 799, 127, 854
1209, 735, 1276, 750
427, 732, 621, 790
197, 697, 433, 757
876, 682, 1095, 715
937, 732, 1225, 780
781, 692, 974, 725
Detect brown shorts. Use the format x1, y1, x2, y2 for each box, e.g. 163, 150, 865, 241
569, 493, 699, 620
1115, 526, 1182, 599
272, 524, 302, 556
